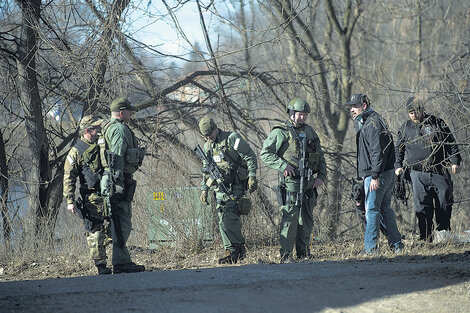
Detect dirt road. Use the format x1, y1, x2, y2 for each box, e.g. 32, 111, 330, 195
1, 254, 469, 313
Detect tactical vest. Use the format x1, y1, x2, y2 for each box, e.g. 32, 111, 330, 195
98, 119, 145, 175
273, 123, 322, 173
74, 139, 102, 192
207, 131, 248, 185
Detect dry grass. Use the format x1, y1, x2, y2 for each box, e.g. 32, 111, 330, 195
1, 223, 469, 282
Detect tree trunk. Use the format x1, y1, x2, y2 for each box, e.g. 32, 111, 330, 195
0, 130, 11, 250
15, 0, 52, 233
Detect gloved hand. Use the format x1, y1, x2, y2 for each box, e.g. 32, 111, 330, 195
248, 176, 258, 193
200, 190, 209, 205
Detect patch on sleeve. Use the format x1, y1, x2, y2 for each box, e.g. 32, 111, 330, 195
66, 155, 75, 166
233, 138, 241, 150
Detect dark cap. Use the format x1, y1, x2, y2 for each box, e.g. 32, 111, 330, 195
345, 94, 369, 107
406, 96, 424, 112
198, 117, 217, 136
110, 97, 138, 112
80, 115, 103, 130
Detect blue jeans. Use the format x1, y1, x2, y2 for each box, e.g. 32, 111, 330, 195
364, 169, 402, 252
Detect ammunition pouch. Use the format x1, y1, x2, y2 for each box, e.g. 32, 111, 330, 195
282, 188, 317, 207
286, 191, 299, 206
125, 147, 146, 168
237, 196, 252, 215
234, 164, 249, 184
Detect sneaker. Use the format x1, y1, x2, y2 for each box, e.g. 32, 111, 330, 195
393, 242, 404, 254
113, 262, 145, 274
359, 249, 378, 256
96, 265, 112, 275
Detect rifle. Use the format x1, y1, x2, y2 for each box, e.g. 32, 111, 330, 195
75, 197, 93, 232
285, 121, 313, 210
103, 151, 124, 247
194, 144, 231, 195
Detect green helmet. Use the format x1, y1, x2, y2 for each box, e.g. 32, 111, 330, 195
286, 98, 310, 113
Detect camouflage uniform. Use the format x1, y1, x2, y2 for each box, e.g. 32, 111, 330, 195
100, 98, 145, 272
63, 116, 109, 271
199, 117, 258, 263
260, 99, 327, 260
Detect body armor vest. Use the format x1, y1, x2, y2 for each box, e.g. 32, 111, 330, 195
207, 131, 248, 184
273, 123, 322, 173
74, 139, 102, 192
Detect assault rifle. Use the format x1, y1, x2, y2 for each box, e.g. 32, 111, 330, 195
285, 120, 313, 210
103, 151, 124, 247
75, 197, 93, 232
194, 144, 231, 195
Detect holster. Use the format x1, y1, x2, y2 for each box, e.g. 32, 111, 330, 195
125, 178, 137, 202
276, 185, 287, 206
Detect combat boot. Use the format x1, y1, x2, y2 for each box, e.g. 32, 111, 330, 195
238, 244, 246, 261
296, 251, 310, 261
218, 248, 240, 264
113, 262, 145, 274
96, 264, 112, 275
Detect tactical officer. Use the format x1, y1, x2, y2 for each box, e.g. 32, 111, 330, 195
100, 97, 146, 273
395, 96, 461, 242
63, 115, 112, 275
260, 98, 327, 261
198, 117, 258, 264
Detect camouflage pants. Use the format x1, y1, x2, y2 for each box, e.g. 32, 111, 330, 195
82, 193, 109, 266
86, 225, 107, 266
279, 190, 317, 258
216, 184, 245, 251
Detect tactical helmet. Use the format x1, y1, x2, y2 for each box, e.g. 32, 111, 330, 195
199, 117, 217, 136
286, 98, 310, 114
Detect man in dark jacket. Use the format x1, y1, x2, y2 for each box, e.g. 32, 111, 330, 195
395, 96, 461, 241
345, 94, 404, 255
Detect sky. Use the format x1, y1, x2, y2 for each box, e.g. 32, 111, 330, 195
126, 1, 226, 58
